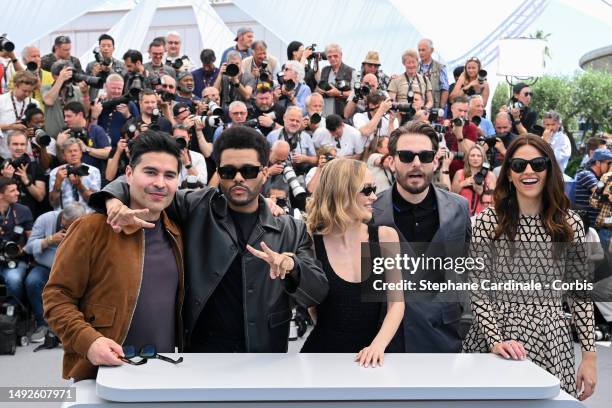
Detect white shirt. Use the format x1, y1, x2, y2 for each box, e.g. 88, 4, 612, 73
312, 124, 365, 157
179, 150, 208, 185
352, 112, 391, 139
549, 130, 571, 172
0, 92, 41, 159
48, 163, 101, 211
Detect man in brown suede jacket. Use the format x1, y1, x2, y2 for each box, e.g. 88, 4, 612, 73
43, 131, 185, 380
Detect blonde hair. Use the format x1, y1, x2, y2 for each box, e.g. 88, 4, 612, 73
401, 49, 419, 64
306, 159, 370, 235
463, 144, 488, 177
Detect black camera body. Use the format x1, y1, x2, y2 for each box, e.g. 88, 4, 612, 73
324, 153, 335, 162
477, 69, 487, 84
283, 79, 296, 92
102, 95, 131, 111
66, 164, 89, 177
243, 119, 260, 128
167, 56, 188, 70
93, 48, 112, 67
225, 63, 240, 77
353, 82, 370, 101
309, 112, 322, 125
0, 240, 20, 269
317, 81, 332, 92
335, 80, 351, 92
0, 34, 15, 52
477, 136, 497, 149
69, 128, 89, 144
451, 150, 465, 161
149, 108, 161, 130
453, 117, 468, 127
473, 163, 491, 186
70, 68, 105, 89
158, 90, 175, 103
33, 127, 51, 147
509, 99, 525, 111
7, 154, 30, 170
126, 73, 144, 97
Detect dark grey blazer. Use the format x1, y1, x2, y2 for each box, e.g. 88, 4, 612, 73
371, 184, 472, 353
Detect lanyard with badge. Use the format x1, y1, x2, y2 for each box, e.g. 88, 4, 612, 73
10, 92, 29, 120
0, 206, 23, 237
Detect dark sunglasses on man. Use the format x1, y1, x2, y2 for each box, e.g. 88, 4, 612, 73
122, 344, 183, 365
396, 150, 436, 164
217, 165, 262, 180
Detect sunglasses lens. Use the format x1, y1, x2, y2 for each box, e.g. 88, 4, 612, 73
510, 159, 527, 173
530, 157, 548, 172
419, 151, 436, 163
398, 151, 416, 163
123, 345, 136, 359
218, 166, 237, 180
240, 166, 261, 179
361, 186, 377, 196
140, 345, 156, 358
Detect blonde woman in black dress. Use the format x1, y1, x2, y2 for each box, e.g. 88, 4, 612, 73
463, 135, 597, 400
302, 158, 404, 367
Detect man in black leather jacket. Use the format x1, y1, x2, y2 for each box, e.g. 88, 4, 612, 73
90, 126, 328, 352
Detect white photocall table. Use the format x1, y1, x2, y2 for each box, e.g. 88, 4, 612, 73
63, 353, 585, 407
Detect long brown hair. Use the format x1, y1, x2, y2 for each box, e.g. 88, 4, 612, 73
462, 57, 481, 82
494, 134, 573, 243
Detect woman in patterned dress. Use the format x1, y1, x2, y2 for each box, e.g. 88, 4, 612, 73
462, 135, 597, 400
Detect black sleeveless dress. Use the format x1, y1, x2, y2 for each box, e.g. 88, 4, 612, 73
301, 225, 383, 353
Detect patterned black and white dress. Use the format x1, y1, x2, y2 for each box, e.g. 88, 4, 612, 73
462, 207, 595, 396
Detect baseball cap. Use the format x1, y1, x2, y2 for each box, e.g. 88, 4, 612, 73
177, 71, 193, 81
54, 35, 71, 45
590, 148, 612, 164
234, 27, 253, 41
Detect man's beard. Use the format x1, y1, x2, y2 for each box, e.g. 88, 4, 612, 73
397, 168, 434, 195
222, 181, 261, 208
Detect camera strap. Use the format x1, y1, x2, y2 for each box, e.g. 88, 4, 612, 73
10, 92, 29, 120
54, 213, 63, 234
0, 206, 18, 236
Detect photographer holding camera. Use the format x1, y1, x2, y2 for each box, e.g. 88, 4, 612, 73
285, 41, 317, 91
40, 36, 83, 74
315, 43, 356, 117
24, 202, 87, 342
388, 49, 433, 110
303, 93, 325, 133
214, 51, 255, 109
0, 176, 33, 306
360, 51, 390, 92
1, 130, 47, 218
542, 110, 571, 172
85, 34, 126, 100
343, 73, 383, 119
504, 82, 537, 135
362, 136, 394, 194
277, 61, 311, 111
418, 39, 449, 111
170, 124, 207, 186
127, 89, 172, 133
267, 106, 318, 172
249, 85, 284, 136
49, 138, 101, 211
590, 170, 612, 252
22, 106, 56, 171
469, 95, 495, 137
89, 74, 138, 147
144, 39, 175, 80
305, 144, 337, 193
105, 122, 136, 182
451, 144, 496, 216
0, 34, 24, 94
42, 60, 85, 138
575, 148, 612, 230
449, 57, 490, 107
60, 101, 111, 172
193, 49, 220, 98
0, 70, 40, 158
352, 93, 394, 141
212, 101, 255, 143
241, 41, 280, 86
444, 96, 479, 179
165, 32, 195, 74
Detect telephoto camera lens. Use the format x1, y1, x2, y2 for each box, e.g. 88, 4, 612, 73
175, 137, 187, 149
477, 69, 487, 84
283, 163, 307, 199
34, 128, 51, 147
26, 61, 38, 72
472, 116, 481, 126
453, 117, 465, 127
0, 35, 15, 52
207, 101, 224, 116
310, 112, 322, 125
284, 79, 296, 92
225, 64, 240, 77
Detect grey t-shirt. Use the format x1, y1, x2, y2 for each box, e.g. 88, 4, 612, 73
42, 84, 83, 138
123, 220, 179, 353
220, 72, 256, 108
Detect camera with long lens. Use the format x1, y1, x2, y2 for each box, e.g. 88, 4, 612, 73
450, 150, 465, 161
157, 89, 175, 103
335, 80, 351, 92
0, 34, 15, 52
594, 180, 612, 203
206, 101, 223, 116
0, 240, 20, 269
282, 162, 307, 200
102, 95, 131, 110
124, 123, 138, 140
453, 117, 468, 127
477, 69, 487, 84
7, 154, 30, 170
175, 135, 188, 149
432, 123, 448, 134
352, 82, 370, 101
309, 112, 322, 126
26, 61, 38, 72
71, 69, 105, 89
33, 127, 51, 147
283, 79, 296, 92
471, 115, 482, 126
472, 162, 491, 186
509, 99, 525, 111
127, 73, 144, 97
93, 47, 112, 68
199, 115, 223, 129
225, 63, 240, 77
69, 127, 89, 144
306, 44, 327, 61
66, 164, 90, 177
428, 108, 444, 124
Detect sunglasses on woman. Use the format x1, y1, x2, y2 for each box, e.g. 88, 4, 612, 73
360, 185, 377, 196
509, 157, 549, 173
217, 165, 262, 180
396, 150, 436, 164
123, 345, 183, 365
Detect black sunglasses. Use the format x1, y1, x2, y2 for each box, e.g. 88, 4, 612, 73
123, 345, 183, 365
119, 346, 147, 365
509, 157, 549, 173
360, 185, 377, 196
523, 92, 533, 97
218, 165, 262, 180
396, 150, 436, 164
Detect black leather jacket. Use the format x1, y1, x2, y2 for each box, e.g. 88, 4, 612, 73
90, 183, 328, 352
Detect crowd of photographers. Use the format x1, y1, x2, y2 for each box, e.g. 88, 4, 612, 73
0, 27, 611, 344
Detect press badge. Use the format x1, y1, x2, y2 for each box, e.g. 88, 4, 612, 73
14, 226, 24, 235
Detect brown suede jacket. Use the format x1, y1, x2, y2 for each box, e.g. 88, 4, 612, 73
43, 212, 184, 381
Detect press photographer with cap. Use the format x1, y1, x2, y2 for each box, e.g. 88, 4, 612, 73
214, 51, 255, 109
360, 51, 390, 92
575, 148, 612, 238
175, 71, 200, 107
220, 27, 254, 65
40, 35, 83, 74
